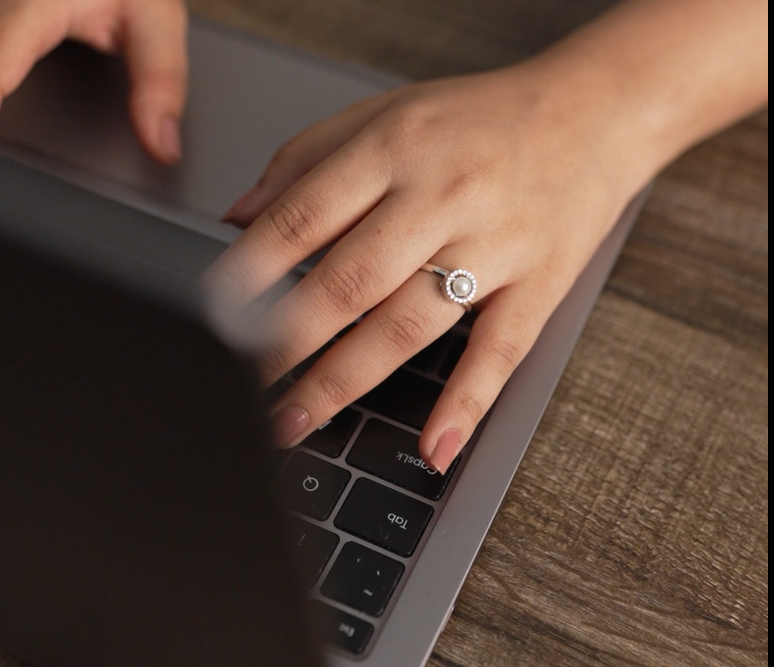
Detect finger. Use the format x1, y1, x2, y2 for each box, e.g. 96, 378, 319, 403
269, 271, 466, 448
255, 192, 450, 385
203, 131, 392, 306
419, 286, 552, 474
0, 0, 70, 106
123, 0, 188, 164
223, 93, 396, 226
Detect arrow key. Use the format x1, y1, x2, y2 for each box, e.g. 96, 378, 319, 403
321, 541, 404, 617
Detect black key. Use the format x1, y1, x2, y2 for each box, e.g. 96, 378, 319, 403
347, 419, 458, 500
406, 334, 452, 374
280, 452, 351, 521
320, 542, 404, 617
310, 600, 374, 656
355, 368, 442, 430
302, 408, 361, 458
438, 335, 467, 381
285, 516, 339, 588
334, 479, 433, 557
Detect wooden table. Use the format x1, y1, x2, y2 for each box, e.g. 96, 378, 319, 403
3, 2, 767, 666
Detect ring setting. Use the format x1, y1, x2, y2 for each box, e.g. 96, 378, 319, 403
444, 269, 477, 305
420, 264, 477, 311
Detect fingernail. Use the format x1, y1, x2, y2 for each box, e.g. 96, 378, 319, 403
271, 405, 309, 449
158, 116, 181, 163
221, 184, 263, 223
429, 429, 462, 475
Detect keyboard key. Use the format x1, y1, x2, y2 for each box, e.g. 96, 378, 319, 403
355, 368, 442, 430
347, 419, 458, 500
280, 452, 351, 521
310, 600, 374, 656
335, 479, 433, 557
285, 516, 339, 588
320, 542, 404, 617
302, 408, 361, 458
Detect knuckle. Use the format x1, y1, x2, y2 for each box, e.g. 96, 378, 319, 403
374, 306, 431, 355
441, 169, 490, 205
483, 336, 524, 373
260, 341, 292, 379
311, 371, 354, 409
312, 258, 374, 316
265, 194, 321, 251
455, 390, 486, 424
206, 255, 257, 302
377, 104, 434, 156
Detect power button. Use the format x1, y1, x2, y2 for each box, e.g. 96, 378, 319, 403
280, 452, 351, 520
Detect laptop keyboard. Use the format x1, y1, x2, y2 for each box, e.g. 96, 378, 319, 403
275, 323, 471, 658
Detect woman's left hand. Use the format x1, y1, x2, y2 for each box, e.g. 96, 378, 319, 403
204, 63, 641, 474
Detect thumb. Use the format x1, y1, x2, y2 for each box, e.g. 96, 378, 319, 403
123, 0, 188, 164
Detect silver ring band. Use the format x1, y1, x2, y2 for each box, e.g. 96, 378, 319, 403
419, 263, 477, 312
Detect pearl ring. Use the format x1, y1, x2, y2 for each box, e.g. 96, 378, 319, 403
419, 264, 477, 312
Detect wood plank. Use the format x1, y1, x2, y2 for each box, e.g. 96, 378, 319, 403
610, 114, 768, 347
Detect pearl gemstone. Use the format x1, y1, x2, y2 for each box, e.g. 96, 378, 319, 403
437, 268, 476, 309
452, 276, 472, 297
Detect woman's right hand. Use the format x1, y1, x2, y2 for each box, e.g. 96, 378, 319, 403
0, 0, 188, 163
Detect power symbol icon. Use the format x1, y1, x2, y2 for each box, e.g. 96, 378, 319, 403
302, 476, 320, 492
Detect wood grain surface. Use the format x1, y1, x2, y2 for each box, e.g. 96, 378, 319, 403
2, 2, 766, 666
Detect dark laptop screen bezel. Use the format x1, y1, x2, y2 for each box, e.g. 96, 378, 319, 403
0, 221, 323, 667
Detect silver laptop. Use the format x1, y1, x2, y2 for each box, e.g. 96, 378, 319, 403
0, 20, 648, 667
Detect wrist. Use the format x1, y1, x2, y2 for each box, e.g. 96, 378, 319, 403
493, 54, 660, 207
508, 0, 767, 200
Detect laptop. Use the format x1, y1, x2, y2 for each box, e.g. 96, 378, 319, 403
0, 20, 648, 667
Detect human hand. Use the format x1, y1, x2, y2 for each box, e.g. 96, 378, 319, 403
0, 0, 188, 163
205, 64, 644, 474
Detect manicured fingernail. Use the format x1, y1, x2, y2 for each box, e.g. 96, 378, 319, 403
429, 429, 462, 475
221, 184, 263, 223
158, 116, 181, 162
272, 405, 309, 449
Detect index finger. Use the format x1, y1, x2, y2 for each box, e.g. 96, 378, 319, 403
204, 133, 391, 305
